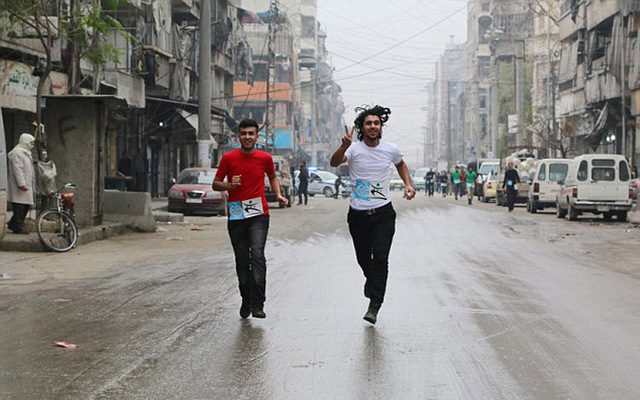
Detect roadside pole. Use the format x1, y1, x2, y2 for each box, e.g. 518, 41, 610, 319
197, 0, 212, 167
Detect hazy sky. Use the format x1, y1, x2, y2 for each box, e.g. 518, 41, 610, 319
317, 0, 468, 168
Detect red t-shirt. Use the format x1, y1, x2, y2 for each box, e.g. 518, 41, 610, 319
215, 149, 275, 215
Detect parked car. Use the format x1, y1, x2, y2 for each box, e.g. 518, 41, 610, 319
390, 170, 405, 191
412, 167, 431, 191
527, 158, 571, 213
167, 168, 227, 215
556, 154, 633, 221
480, 172, 498, 202
295, 169, 349, 198
475, 159, 499, 200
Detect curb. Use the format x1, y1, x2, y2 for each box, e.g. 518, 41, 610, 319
0, 222, 128, 253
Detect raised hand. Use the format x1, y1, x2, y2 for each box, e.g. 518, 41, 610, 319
342, 125, 355, 148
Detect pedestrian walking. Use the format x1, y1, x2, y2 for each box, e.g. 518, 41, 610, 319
7, 133, 35, 234
213, 119, 288, 319
425, 168, 435, 197
439, 171, 448, 197
330, 105, 415, 325
466, 166, 478, 205
334, 174, 341, 199
451, 166, 462, 200
298, 162, 309, 205
502, 161, 520, 212
460, 166, 467, 197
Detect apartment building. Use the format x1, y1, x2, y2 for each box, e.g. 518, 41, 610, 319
556, 0, 640, 168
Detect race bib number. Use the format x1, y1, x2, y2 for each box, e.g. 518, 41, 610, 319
355, 180, 389, 201
507, 180, 514, 187
228, 197, 264, 220
454, 179, 460, 184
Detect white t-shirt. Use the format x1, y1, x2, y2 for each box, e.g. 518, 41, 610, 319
345, 140, 404, 210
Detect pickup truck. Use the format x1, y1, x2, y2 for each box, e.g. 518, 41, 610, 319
496, 152, 536, 207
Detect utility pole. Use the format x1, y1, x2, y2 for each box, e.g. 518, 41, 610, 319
265, 0, 278, 154
515, 40, 526, 147
197, 0, 212, 167
621, 13, 627, 158
547, 0, 553, 156
490, 58, 499, 158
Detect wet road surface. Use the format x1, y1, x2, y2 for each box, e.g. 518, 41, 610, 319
1, 193, 640, 399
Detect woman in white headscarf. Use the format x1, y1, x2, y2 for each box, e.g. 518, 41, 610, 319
7, 133, 35, 234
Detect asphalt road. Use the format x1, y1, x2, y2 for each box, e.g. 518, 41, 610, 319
1, 192, 639, 399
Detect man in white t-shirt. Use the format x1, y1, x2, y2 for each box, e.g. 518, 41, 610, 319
330, 105, 415, 324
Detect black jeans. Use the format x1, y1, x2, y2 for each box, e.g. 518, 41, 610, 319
227, 215, 270, 308
347, 203, 396, 305
8, 203, 30, 232
298, 182, 308, 204
507, 188, 517, 211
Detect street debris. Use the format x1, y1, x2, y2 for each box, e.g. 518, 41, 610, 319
190, 227, 202, 231
166, 236, 184, 241
0, 273, 11, 280
52, 341, 77, 349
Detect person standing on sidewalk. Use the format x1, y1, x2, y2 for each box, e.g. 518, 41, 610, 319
213, 119, 288, 319
297, 162, 309, 205
7, 133, 35, 234
330, 105, 415, 325
502, 161, 520, 212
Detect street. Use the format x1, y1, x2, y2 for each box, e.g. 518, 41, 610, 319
1, 192, 640, 399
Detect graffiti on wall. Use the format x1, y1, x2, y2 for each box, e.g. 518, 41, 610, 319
0, 60, 68, 112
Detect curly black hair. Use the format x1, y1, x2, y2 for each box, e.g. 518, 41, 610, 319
353, 105, 391, 141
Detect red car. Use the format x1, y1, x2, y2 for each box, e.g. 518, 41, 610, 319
167, 168, 227, 216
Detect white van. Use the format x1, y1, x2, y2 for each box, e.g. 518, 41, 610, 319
0, 108, 7, 241
556, 154, 633, 221
527, 158, 571, 213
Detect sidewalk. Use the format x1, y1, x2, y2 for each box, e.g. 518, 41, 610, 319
0, 198, 183, 252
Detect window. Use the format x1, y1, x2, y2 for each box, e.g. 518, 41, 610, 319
578, 160, 588, 181
478, 56, 491, 79
592, 159, 615, 167
592, 168, 615, 181
549, 164, 569, 182
253, 63, 268, 82
537, 163, 547, 181
619, 161, 630, 181
479, 87, 488, 109
301, 16, 315, 38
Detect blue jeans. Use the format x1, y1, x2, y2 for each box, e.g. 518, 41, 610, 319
227, 215, 270, 308
347, 203, 396, 305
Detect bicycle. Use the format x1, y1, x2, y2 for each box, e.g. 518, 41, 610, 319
36, 183, 78, 252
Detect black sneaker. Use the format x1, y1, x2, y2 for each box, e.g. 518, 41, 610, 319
252, 308, 266, 319
363, 302, 381, 325
240, 303, 251, 319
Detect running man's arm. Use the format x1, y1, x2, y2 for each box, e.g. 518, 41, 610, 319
330, 125, 354, 167
395, 160, 416, 200
268, 173, 289, 207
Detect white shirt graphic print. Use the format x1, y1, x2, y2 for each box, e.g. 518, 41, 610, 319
346, 140, 403, 210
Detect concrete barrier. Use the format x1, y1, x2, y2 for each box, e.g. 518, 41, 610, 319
103, 190, 156, 232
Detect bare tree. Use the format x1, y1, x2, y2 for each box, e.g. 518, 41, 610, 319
532, 115, 575, 158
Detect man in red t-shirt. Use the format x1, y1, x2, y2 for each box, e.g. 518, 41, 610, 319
213, 119, 288, 319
